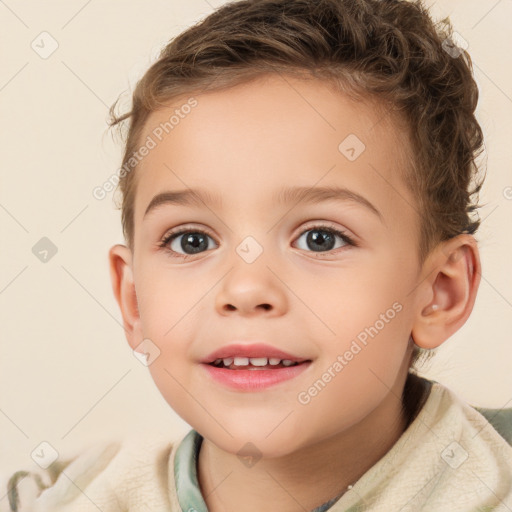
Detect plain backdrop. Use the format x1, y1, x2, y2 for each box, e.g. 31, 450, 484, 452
1, 0, 511, 475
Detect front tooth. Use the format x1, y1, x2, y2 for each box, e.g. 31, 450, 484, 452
249, 357, 268, 366
233, 357, 249, 366
222, 357, 234, 366
282, 359, 294, 366
269, 358, 281, 365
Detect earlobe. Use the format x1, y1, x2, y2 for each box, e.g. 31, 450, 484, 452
108, 244, 143, 350
411, 234, 481, 350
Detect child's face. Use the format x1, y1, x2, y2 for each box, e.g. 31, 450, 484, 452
122, 74, 428, 455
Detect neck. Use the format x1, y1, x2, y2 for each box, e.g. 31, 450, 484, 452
197, 371, 428, 512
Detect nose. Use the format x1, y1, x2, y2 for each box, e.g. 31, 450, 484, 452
215, 265, 288, 318
223, 301, 272, 313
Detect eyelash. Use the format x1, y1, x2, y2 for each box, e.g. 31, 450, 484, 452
157, 223, 357, 260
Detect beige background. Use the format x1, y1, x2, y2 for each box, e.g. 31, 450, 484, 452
1, 0, 511, 475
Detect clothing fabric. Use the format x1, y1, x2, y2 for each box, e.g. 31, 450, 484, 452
2, 377, 512, 511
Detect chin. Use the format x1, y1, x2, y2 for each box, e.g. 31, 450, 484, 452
198, 423, 307, 460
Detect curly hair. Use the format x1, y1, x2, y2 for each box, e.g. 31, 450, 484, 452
108, 0, 486, 370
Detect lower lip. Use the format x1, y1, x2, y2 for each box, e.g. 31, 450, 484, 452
201, 362, 312, 391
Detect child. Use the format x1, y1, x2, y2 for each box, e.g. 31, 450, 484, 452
4, 0, 512, 510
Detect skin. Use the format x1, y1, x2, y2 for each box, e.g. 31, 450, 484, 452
109, 73, 481, 512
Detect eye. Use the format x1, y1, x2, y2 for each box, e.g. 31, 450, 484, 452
158, 227, 217, 259
293, 224, 356, 254
157, 223, 356, 260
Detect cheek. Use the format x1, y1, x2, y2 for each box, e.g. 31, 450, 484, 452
136, 277, 197, 418
300, 256, 411, 341
296, 302, 410, 432
301, 255, 414, 385
136, 268, 197, 336
134, 273, 198, 395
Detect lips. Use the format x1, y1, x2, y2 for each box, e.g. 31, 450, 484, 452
201, 342, 310, 365
202, 359, 313, 390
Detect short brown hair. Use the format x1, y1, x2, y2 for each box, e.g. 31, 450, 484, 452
109, 0, 486, 369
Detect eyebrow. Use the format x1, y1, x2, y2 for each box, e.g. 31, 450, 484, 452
275, 186, 383, 221
144, 188, 222, 218
143, 185, 383, 222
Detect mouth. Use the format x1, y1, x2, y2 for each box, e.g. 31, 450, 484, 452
207, 357, 312, 370
202, 357, 313, 391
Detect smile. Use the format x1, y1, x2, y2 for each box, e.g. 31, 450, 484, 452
209, 356, 306, 370
202, 359, 312, 391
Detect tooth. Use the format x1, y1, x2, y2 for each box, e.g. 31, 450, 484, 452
213, 358, 222, 365
282, 359, 294, 366
248, 357, 268, 366
222, 357, 234, 366
268, 358, 281, 365
233, 357, 249, 366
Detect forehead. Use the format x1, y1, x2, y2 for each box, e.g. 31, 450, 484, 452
133, 74, 413, 225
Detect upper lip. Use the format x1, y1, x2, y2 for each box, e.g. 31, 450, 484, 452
201, 343, 311, 364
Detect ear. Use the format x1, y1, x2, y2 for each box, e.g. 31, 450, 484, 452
108, 244, 143, 351
411, 234, 481, 350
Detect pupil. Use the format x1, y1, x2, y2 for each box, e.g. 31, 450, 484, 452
182, 233, 208, 254
307, 230, 335, 252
